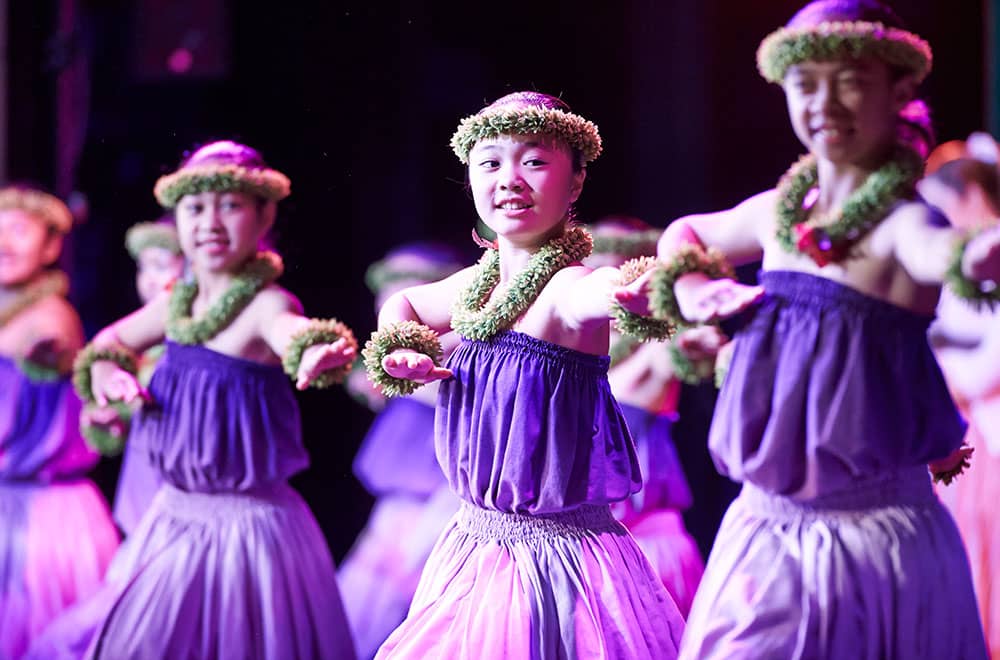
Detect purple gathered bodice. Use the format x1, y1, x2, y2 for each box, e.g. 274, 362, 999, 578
0, 355, 96, 481
711, 270, 966, 499
618, 403, 692, 512
129, 341, 309, 493
436, 331, 641, 515
353, 396, 445, 498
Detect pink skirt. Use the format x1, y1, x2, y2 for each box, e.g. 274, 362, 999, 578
681, 468, 986, 659
615, 506, 704, 618
29, 483, 355, 659
0, 479, 119, 659
940, 422, 1000, 657
376, 502, 684, 659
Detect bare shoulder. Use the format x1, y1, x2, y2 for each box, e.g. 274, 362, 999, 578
252, 284, 304, 316
25, 295, 83, 343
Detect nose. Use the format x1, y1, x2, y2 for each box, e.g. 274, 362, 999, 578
810, 79, 842, 116
498, 162, 525, 191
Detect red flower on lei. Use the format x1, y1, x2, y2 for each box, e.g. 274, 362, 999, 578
793, 224, 847, 267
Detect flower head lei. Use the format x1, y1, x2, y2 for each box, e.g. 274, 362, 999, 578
450, 94, 603, 165
125, 221, 182, 259
154, 163, 291, 208
757, 20, 932, 84
0, 187, 73, 234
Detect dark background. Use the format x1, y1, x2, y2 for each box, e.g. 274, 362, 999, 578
6, 0, 988, 559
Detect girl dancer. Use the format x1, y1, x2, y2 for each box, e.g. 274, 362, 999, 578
0, 185, 119, 659
37, 141, 358, 659
585, 216, 704, 616
338, 242, 465, 659
622, 1, 999, 656
367, 92, 684, 659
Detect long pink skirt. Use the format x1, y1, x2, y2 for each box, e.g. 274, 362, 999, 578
940, 422, 1000, 658
0, 479, 119, 659
681, 468, 986, 659
376, 503, 684, 659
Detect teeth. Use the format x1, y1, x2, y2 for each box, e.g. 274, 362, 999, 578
499, 202, 529, 210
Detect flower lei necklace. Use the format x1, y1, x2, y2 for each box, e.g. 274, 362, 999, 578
774, 148, 923, 267
0, 270, 69, 327
166, 251, 283, 345
451, 224, 593, 341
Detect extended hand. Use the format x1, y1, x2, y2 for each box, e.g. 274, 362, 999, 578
81, 404, 128, 439
91, 361, 150, 406
611, 267, 657, 316
382, 349, 452, 384
962, 225, 1000, 283
675, 324, 728, 361
676, 275, 764, 323
296, 337, 358, 390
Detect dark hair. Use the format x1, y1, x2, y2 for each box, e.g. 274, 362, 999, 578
787, 0, 907, 30
591, 215, 654, 234
928, 159, 1000, 216
787, 0, 933, 156
180, 140, 269, 170
480, 91, 584, 172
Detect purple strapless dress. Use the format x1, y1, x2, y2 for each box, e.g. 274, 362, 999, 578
613, 404, 703, 618
111, 345, 165, 534
681, 271, 986, 659
0, 356, 119, 659
377, 331, 684, 659
340, 397, 458, 659
29, 342, 355, 660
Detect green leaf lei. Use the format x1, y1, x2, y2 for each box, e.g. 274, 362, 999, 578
362, 321, 443, 398
72, 343, 139, 405
774, 148, 923, 264
80, 401, 132, 456
945, 231, 1000, 309
450, 225, 593, 341
648, 244, 735, 327
0, 270, 69, 328
282, 318, 358, 388
166, 251, 283, 345
756, 20, 933, 85
611, 256, 674, 342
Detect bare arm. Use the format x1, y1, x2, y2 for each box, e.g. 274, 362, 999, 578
936, 314, 1000, 400
377, 266, 477, 332
92, 290, 170, 352
657, 189, 773, 265
890, 203, 963, 284
556, 266, 621, 330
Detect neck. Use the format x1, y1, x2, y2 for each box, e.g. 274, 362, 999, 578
813, 145, 895, 214
193, 265, 239, 302
0, 271, 43, 303
496, 224, 566, 282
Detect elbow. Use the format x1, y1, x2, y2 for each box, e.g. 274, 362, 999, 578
658, 219, 701, 260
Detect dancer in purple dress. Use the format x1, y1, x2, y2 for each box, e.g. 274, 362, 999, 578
339, 243, 465, 659
0, 185, 119, 659
81, 218, 185, 533
585, 217, 705, 617
619, 1, 1000, 656
365, 92, 684, 659
32, 141, 359, 659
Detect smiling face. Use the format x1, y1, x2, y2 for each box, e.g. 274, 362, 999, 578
174, 190, 273, 275
0, 209, 62, 287
135, 246, 185, 303
783, 57, 913, 167
468, 133, 585, 248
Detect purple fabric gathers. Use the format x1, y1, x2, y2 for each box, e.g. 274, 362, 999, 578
436, 331, 642, 514
711, 270, 966, 499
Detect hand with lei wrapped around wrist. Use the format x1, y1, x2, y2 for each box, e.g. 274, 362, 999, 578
363, 321, 450, 397
282, 319, 359, 390
72, 341, 149, 406
610, 256, 673, 342
80, 401, 133, 456
950, 225, 1000, 307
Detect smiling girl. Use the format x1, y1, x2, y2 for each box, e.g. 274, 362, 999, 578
0, 185, 119, 659
32, 141, 358, 659
621, 1, 998, 656
366, 92, 684, 659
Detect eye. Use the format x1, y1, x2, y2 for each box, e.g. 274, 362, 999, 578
477, 159, 500, 169
524, 157, 548, 167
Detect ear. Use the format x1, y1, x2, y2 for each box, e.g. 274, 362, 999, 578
258, 201, 277, 231
891, 74, 917, 113
568, 168, 587, 204
40, 232, 64, 266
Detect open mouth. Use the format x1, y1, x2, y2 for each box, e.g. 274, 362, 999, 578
495, 199, 533, 211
